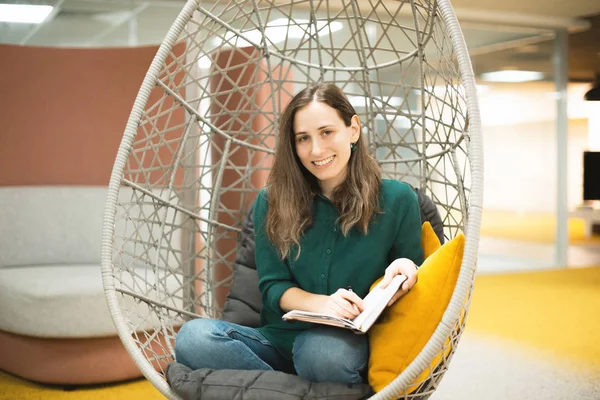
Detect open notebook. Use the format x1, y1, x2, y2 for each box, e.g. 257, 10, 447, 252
281, 275, 407, 334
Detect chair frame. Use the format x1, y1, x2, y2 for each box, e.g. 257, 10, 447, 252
101, 1, 483, 398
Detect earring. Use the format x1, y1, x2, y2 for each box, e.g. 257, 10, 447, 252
350, 142, 357, 152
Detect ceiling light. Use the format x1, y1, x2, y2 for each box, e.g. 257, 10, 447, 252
0, 4, 53, 24
584, 73, 600, 101
212, 18, 343, 48
480, 70, 544, 83
348, 95, 404, 108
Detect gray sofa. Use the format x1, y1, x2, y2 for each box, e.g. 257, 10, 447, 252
0, 186, 145, 384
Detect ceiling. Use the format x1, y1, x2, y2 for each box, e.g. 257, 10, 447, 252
565, 13, 600, 82
469, 13, 600, 82
451, 0, 600, 19
1, 0, 599, 82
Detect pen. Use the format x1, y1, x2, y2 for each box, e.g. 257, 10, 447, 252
346, 286, 360, 313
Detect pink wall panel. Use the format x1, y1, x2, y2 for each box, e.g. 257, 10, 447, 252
0, 44, 157, 186
209, 46, 292, 308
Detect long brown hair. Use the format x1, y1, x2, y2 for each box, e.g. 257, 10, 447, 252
266, 83, 382, 260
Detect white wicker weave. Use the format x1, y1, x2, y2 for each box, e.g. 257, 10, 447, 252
101, 1, 483, 398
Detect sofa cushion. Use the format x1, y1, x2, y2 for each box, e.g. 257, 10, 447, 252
0, 264, 183, 338
367, 233, 465, 393
166, 362, 372, 400
421, 221, 442, 258
0, 186, 106, 268
221, 203, 261, 327
0, 264, 119, 337
413, 187, 445, 244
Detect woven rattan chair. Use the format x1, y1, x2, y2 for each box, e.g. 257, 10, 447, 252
101, 0, 482, 398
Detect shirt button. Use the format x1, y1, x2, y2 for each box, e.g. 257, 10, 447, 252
332, 227, 337, 232
326, 249, 331, 255
320, 273, 325, 279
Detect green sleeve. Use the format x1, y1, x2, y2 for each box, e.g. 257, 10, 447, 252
390, 189, 425, 266
253, 190, 299, 315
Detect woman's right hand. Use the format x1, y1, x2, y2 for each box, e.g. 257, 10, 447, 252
318, 289, 365, 319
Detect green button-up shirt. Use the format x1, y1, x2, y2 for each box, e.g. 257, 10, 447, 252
254, 179, 424, 359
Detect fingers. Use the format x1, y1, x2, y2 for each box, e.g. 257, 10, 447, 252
402, 272, 418, 291
387, 290, 405, 307
327, 289, 362, 319
387, 267, 418, 306
378, 270, 395, 289
333, 290, 361, 316
339, 289, 364, 311
330, 298, 359, 319
384, 258, 418, 291
400, 264, 418, 291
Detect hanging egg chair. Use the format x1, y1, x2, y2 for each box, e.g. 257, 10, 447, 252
101, 0, 482, 398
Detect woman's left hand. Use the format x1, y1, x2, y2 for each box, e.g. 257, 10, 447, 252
378, 258, 418, 306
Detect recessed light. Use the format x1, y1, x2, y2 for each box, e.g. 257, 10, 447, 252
0, 4, 53, 24
211, 18, 343, 47
480, 70, 544, 83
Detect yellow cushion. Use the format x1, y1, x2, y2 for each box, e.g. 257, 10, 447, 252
421, 221, 441, 258
368, 233, 465, 393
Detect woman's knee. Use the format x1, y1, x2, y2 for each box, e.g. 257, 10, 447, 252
175, 319, 278, 371
175, 318, 223, 359
292, 327, 368, 384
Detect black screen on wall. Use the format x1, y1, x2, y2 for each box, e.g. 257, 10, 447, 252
583, 151, 600, 201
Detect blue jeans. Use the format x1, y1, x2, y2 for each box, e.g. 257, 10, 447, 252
175, 319, 368, 384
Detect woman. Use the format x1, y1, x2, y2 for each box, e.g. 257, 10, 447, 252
175, 83, 424, 385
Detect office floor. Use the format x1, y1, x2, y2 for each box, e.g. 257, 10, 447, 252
433, 262, 600, 400
435, 233, 600, 399
433, 331, 600, 400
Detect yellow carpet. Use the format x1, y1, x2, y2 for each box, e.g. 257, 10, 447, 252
0, 373, 161, 400
467, 266, 600, 370
481, 210, 600, 244
2, 267, 599, 398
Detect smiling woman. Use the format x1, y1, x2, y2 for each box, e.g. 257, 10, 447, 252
174, 83, 424, 385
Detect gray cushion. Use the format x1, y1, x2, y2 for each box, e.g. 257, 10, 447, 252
221, 203, 261, 328
166, 362, 372, 400
413, 187, 445, 244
